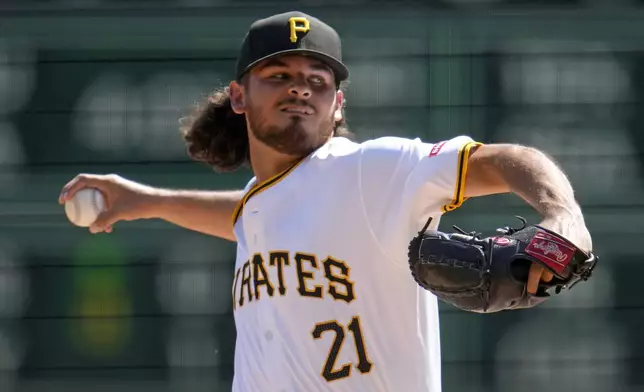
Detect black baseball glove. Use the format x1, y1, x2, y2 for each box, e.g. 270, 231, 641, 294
408, 216, 598, 313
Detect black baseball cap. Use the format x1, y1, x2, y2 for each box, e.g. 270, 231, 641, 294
235, 11, 349, 85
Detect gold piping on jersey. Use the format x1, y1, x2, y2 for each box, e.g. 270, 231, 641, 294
441, 141, 483, 213
232, 158, 306, 225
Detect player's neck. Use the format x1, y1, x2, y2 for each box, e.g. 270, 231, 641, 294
248, 141, 302, 184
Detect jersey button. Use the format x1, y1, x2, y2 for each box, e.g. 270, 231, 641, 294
264, 330, 274, 342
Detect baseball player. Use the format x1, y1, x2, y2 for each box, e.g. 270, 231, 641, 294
59, 11, 593, 392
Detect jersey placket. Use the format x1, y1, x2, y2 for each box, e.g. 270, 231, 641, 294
241, 195, 283, 386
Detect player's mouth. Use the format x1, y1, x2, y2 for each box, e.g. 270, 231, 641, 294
280, 105, 314, 115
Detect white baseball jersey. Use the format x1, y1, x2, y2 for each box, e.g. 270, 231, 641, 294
231, 135, 480, 392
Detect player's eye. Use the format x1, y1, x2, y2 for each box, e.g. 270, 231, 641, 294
269, 73, 289, 80
310, 76, 326, 86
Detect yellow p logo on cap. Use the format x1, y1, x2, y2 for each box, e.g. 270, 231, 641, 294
289, 17, 310, 43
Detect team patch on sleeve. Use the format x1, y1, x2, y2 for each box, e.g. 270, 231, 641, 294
429, 141, 447, 157
441, 141, 483, 213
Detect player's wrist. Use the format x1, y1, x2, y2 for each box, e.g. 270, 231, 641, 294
139, 187, 177, 220
538, 204, 592, 252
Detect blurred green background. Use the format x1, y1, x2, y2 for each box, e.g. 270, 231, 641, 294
0, 1, 642, 391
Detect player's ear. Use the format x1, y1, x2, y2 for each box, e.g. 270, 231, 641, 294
229, 80, 247, 114
333, 90, 344, 123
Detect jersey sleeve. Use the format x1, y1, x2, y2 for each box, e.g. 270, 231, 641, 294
358, 135, 481, 251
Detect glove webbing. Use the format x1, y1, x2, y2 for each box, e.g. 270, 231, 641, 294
413, 216, 493, 302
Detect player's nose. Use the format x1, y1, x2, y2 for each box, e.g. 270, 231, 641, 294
288, 77, 312, 98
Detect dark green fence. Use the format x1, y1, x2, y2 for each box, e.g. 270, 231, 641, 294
0, 3, 642, 391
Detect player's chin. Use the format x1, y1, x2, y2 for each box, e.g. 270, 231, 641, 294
281, 118, 317, 135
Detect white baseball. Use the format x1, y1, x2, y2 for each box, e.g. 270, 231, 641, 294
64, 188, 106, 227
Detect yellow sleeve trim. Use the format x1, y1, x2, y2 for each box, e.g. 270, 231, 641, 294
441, 141, 483, 213
231, 158, 306, 226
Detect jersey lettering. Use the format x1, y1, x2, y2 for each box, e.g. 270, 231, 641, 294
252, 253, 275, 300
269, 251, 289, 295
232, 267, 242, 310
323, 257, 355, 303
238, 260, 253, 307
232, 251, 356, 309
295, 253, 324, 298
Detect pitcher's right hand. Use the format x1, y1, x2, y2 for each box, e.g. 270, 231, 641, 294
59, 173, 155, 233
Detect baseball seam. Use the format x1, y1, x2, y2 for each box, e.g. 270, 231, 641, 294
92, 190, 99, 216
71, 197, 79, 224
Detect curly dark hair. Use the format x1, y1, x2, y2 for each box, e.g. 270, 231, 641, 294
179, 82, 352, 173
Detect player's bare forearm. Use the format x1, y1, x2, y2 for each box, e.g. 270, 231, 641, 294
464, 142, 593, 275
465, 144, 583, 221
147, 189, 244, 242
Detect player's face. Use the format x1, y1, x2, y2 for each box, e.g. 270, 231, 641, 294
234, 55, 343, 157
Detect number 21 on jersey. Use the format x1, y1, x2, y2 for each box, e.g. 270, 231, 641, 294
312, 315, 374, 382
